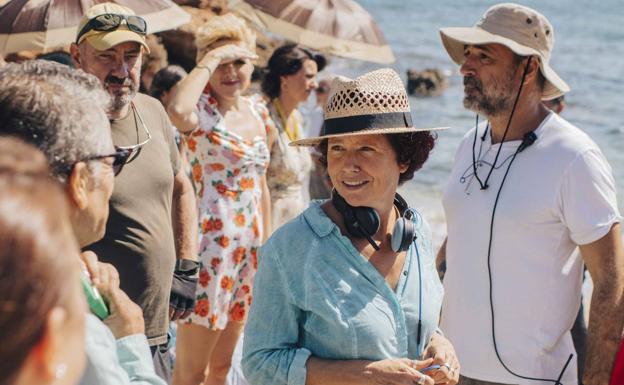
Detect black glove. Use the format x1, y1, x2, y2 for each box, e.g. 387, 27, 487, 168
169, 259, 200, 321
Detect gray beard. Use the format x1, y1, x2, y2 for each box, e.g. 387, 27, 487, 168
109, 89, 136, 114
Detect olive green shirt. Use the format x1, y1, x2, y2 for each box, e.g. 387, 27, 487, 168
87, 93, 180, 345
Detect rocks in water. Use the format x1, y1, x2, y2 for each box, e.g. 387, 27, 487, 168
406, 68, 448, 96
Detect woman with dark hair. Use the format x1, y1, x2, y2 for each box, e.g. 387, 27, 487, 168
243, 69, 459, 385
262, 43, 326, 230
0, 138, 87, 385
150, 65, 188, 108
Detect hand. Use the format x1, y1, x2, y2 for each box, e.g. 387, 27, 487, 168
197, 44, 258, 69
80, 251, 101, 285
364, 358, 435, 385
422, 333, 460, 385
95, 262, 145, 339
169, 260, 200, 321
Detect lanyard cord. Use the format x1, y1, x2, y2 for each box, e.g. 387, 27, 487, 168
471, 57, 533, 190
273, 98, 300, 142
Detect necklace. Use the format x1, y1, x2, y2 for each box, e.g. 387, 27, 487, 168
273, 98, 300, 142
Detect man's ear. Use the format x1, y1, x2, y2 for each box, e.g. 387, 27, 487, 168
67, 162, 90, 210
25, 307, 69, 383
523, 56, 542, 86
70, 43, 82, 69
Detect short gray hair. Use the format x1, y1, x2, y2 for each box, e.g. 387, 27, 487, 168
0, 60, 114, 183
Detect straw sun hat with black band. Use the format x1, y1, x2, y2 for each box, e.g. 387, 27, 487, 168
290, 68, 447, 147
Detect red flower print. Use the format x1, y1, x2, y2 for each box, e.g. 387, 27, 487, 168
234, 213, 246, 227
241, 285, 250, 294
207, 132, 222, 145
192, 162, 202, 183
220, 276, 234, 291
199, 269, 210, 287
216, 235, 230, 248
201, 218, 213, 233
232, 247, 246, 264
240, 178, 255, 190
210, 163, 225, 171
215, 183, 227, 195
251, 248, 258, 270
229, 302, 246, 322
252, 216, 259, 238
213, 219, 223, 231
194, 298, 210, 317
211, 257, 221, 268
187, 137, 197, 152
209, 313, 219, 327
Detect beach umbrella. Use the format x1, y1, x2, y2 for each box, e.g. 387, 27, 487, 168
229, 0, 395, 64
0, 0, 190, 54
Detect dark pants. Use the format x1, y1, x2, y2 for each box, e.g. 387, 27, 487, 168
571, 301, 588, 385
150, 343, 172, 384
458, 375, 515, 385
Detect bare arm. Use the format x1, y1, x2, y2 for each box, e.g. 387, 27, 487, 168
260, 174, 272, 242
580, 223, 624, 385
436, 237, 447, 279
172, 170, 197, 261
168, 45, 257, 134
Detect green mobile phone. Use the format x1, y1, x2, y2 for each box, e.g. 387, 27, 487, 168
80, 272, 109, 320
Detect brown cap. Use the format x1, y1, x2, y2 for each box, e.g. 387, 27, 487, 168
440, 3, 569, 100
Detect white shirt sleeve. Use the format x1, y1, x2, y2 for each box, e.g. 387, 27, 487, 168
557, 148, 621, 245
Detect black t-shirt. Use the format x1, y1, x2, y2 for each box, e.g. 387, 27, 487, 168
86, 93, 180, 345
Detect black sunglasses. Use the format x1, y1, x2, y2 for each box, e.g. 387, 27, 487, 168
76, 13, 147, 43
83, 147, 131, 176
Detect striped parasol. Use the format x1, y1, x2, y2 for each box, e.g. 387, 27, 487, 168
0, 0, 190, 54
229, 0, 395, 64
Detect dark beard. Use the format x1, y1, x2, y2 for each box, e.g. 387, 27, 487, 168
104, 75, 137, 112
463, 75, 514, 117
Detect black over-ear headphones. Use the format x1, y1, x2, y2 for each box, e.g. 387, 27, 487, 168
331, 190, 417, 252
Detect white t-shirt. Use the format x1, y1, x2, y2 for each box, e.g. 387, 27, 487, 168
440, 112, 620, 385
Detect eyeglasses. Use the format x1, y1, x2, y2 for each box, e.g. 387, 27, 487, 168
116, 102, 151, 165
83, 147, 132, 176
76, 13, 147, 43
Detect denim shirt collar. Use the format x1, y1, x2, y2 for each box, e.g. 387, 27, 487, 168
302, 200, 336, 237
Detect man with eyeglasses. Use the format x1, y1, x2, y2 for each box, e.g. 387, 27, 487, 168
0, 59, 166, 385
71, 3, 199, 381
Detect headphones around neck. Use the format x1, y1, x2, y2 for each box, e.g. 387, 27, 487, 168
331, 190, 418, 252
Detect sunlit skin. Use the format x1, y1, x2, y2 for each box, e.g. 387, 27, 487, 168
278, 59, 319, 115
460, 43, 547, 143
460, 44, 521, 117
71, 41, 142, 119
326, 135, 408, 216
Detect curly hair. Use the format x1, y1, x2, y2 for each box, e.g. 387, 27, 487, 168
261, 43, 327, 99
317, 132, 437, 185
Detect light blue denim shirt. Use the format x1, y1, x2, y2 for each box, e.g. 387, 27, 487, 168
242, 201, 444, 385
79, 314, 166, 385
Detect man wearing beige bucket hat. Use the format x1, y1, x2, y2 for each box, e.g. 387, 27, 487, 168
437, 3, 624, 385
71, 3, 198, 381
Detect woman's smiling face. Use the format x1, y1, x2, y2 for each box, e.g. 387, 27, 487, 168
327, 134, 407, 211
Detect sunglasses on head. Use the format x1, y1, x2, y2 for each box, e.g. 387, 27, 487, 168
76, 13, 147, 43
83, 147, 131, 176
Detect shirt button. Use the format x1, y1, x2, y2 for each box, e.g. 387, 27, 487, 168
403, 271, 408, 276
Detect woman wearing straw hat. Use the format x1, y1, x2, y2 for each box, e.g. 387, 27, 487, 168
242, 68, 459, 385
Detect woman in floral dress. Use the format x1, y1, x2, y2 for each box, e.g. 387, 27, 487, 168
168, 14, 271, 385
261, 44, 326, 231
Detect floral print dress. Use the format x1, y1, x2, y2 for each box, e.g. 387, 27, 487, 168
184, 92, 270, 330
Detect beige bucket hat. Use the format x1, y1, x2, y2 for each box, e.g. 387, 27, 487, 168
290, 68, 447, 147
440, 3, 569, 100
76, 3, 150, 53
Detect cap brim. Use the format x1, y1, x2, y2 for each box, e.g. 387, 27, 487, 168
290, 126, 448, 147
82, 30, 150, 54
440, 27, 569, 100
